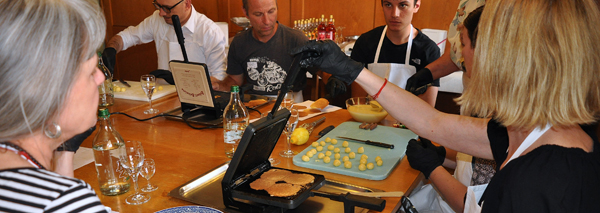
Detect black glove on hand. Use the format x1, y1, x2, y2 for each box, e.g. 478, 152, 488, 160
57, 126, 96, 152
290, 40, 364, 84
419, 137, 446, 164
102, 47, 117, 75
405, 68, 434, 96
149, 69, 175, 85
406, 138, 443, 179
325, 76, 347, 98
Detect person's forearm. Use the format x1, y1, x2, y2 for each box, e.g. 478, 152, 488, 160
429, 166, 467, 213
52, 151, 75, 178
418, 86, 438, 107
214, 75, 243, 91
106, 35, 124, 52
442, 147, 458, 168
425, 52, 461, 80
354, 69, 493, 159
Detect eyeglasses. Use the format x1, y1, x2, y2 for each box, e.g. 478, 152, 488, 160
152, 0, 184, 13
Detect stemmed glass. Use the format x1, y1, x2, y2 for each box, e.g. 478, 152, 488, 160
140, 158, 158, 192
119, 141, 150, 205
141, 74, 159, 114
280, 108, 299, 158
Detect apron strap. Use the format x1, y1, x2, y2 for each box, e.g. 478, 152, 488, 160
506, 123, 552, 164
374, 26, 387, 63
373, 25, 415, 65
405, 25, 414, 66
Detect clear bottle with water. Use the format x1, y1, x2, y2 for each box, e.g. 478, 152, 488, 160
92, 108, 130, 195
97, 52, 114, 107
223, 85, 249, 158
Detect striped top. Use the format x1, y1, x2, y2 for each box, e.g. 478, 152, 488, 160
0, 168, 108, 213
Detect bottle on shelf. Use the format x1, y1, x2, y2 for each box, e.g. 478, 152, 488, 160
317, 14, 327, 40
92, 108, 130, 196
223, 85, 249, 158
326, 15, 336, 41
97, 52, 114, 107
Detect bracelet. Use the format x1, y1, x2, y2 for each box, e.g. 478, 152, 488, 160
372, 78, 388, 100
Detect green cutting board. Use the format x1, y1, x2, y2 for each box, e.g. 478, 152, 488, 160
293, 121, 418, 180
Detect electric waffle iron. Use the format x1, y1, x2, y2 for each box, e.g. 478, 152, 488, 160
221, 52, 386, 213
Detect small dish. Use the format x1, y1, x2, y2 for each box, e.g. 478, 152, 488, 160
346, 97, 388, 123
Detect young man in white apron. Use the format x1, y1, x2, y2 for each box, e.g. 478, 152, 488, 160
350, 0, 440, 106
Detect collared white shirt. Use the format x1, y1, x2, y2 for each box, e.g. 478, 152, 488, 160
118, 5, 227, 80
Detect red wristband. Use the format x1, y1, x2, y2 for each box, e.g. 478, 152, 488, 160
372, 78, 387, 100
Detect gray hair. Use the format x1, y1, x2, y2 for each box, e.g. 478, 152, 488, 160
0, 0, 106, 141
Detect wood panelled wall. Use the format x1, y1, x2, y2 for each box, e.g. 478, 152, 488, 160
100, 0, 460, 82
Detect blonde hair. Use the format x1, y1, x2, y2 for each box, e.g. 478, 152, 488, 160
458, 0, 600, 130
0, 0, 105, 141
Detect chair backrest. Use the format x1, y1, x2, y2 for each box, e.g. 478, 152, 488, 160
421, 29, 448, 55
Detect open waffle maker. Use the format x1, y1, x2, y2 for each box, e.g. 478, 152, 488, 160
221, 52, 386, 213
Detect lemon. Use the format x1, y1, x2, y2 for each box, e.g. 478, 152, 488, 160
291, 127, 309, 145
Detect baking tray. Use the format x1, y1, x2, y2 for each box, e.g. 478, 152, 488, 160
168, 162, 383, 213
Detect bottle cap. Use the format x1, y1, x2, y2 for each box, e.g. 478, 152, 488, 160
98, 108, 110, 117
230, 85, 240, 93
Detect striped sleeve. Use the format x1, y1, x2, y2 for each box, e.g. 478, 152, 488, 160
0, 168, 108, 213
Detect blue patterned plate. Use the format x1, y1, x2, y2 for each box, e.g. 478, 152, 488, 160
155, 206, 223, 213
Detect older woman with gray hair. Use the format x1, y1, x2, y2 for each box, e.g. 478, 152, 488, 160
293, 0, 600, 211
0, 0, 109, 212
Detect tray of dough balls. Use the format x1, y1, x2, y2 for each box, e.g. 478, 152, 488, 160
293, 121, 417, 180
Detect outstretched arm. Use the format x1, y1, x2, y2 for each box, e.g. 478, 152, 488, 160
354, 70, 491, 159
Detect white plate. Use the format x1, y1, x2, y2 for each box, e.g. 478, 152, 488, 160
155, 206, 222, 213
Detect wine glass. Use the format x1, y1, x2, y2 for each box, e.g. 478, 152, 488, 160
140, 158, 158, 192
140, 74, 159, 114
119, 141, 150, 205
281, 91, 295, 110
280, 108, 299, 158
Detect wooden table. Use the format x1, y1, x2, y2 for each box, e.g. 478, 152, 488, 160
75, 95, 424, 213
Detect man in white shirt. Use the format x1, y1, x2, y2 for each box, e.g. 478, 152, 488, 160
103, 0, 227, 83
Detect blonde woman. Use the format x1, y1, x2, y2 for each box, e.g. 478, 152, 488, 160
0, 0, 109, 212
292, 0, 600, 211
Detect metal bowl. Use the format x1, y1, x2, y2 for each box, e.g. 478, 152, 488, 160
230, 17, 251, 28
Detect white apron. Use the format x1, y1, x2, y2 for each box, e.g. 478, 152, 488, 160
463, 124, 552, 213
367, 25, 416, 89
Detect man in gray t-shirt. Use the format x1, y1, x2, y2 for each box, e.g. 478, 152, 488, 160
213, 0, 308, 100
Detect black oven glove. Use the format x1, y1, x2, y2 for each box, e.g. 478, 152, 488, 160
56, 126, 96, 153
325, 76, 347, 98
406, 138, 445, 179
290, 40, 364, 84
101, 47, 117, 75
149, 69, 175, 85
405, 68, 433, 96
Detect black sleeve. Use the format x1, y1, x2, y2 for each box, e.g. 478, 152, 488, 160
350, 37, 370, 69
487, 119, 509, 165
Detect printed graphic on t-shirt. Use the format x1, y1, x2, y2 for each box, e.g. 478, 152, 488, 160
247, 57, 286, 93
